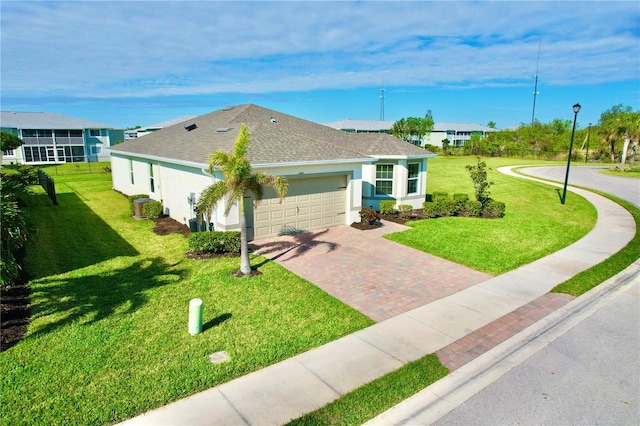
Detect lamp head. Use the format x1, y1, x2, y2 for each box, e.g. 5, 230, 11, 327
573, 103, 581, 114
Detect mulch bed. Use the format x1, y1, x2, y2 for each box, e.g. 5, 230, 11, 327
1, 272, 30, 352
350, 209, 427, 230
151, 215, 191, 237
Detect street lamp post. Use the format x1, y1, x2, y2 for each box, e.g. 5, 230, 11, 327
585, 122, 591, 163
561, 103, 581, 205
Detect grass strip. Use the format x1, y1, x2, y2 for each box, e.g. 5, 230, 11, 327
552, 192, 639, 296
286, 354, 449, 426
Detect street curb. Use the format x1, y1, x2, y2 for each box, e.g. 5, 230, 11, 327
365, 259, 640, 425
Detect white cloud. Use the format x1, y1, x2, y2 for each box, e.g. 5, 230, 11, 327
1, 1, 638, 99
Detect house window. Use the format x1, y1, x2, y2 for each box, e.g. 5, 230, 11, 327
375, 164, 394, 195
90, 129, 102, 137
3, 149, 15, 156
91, 145, 102, 155
149, 164, 155, 193
129, 160, 135, 185
407, 163, 420, 194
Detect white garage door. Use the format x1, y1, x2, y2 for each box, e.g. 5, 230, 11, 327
254, 175, 347, 239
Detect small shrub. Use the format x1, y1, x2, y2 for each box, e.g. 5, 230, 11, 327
188, 231, 241, 254
452, 193, 469, 213
434, 196, 456, 217
128, 194, 149, 215
17, 166, 39, 185
482, 199, 506, 218
359, 207, 381, 225
379, 200, 397, 215
422, 201, 438, 218
398, 204, 413, 220
142, 201, 163, 219
459, 199, 482, 217
466, 157, 493, 204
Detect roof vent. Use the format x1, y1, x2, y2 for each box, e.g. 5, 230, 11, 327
270, 117, 277, 123
216, 127, 232, 133
184, 123, 197, 131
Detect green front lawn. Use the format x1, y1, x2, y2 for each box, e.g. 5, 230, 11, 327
386, 157, 597, 275
1, 166, 373, 425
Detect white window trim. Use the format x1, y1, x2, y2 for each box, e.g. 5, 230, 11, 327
407, 163, 420, 195
374, 164, 394, 197
149, 163, 155, 193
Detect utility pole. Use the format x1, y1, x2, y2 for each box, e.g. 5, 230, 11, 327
531, 37, 541, 125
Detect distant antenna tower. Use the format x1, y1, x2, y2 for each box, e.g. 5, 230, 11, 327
531, 37, 542, 125
379, 78, 385, 120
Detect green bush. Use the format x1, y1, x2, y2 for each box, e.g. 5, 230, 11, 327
188, 231, 241, 254
18, 166, 39, 185
422, 201, 438, 218
379, 200, 397, 215
482, 199, 506, 218
452, 193, 469, 213
459, 199, 482, 217
127, 194, 149, 215
434, 196, 456, 217
142, 201, 163, 219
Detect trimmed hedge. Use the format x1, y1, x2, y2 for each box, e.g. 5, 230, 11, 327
398, 204, 413, 219
379, 200, 397, 215
483, 199, 506, 218
423, 193, 505, 219
142, 201, 163, 219
188, 231, 241, 254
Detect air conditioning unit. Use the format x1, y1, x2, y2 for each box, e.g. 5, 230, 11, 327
133, 198, 155, 219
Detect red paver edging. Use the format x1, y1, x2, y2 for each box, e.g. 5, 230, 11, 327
436, 292, 575, 371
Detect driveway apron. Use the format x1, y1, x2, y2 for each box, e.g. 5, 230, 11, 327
251, 221, 492, 322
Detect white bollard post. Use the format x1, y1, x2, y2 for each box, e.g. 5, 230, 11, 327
188, 298, 203, 335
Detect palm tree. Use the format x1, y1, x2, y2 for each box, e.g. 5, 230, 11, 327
196, 124, 288, 275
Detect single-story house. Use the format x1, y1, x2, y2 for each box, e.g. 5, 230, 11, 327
109, 104, 436, 240
0, 111, 124, 165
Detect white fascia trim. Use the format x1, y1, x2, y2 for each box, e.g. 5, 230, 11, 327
108, 150, 208, 170
251, 157, 374, 169
368, 154, 437, 160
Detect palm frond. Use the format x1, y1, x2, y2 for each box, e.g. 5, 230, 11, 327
196, 180, 228, 216
232, 124, 251, 159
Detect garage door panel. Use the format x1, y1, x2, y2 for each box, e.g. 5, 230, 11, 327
253, 175, 347, 239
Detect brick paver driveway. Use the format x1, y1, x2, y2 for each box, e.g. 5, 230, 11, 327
251, 221, 492, 322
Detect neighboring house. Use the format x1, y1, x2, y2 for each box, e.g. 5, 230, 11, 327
0, 111, 124, 165
124, 115, 198, 139
326, 119, 395, 134
109, 104, 436, 240
423, 122, 498, 148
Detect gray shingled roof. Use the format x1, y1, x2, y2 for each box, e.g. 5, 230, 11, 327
109, 104, 433, 166
0, 111, 119, 130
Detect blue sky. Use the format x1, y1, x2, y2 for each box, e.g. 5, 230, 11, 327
1, 1, 638, 130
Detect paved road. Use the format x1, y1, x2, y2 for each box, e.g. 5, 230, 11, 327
435, 276, 640, 425
521, 165, 640, 207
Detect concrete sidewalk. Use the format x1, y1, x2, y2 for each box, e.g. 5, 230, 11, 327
119, 169, 636, 426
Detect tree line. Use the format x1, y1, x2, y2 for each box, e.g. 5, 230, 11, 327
445, 105, 639, 164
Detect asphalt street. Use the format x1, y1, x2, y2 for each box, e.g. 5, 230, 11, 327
522, 165, 640, 207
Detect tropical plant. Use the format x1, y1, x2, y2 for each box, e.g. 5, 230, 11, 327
599, 105, 640, 166
0, 172, 32, 286
196, 124, 288, 275
465, 157, 493, 205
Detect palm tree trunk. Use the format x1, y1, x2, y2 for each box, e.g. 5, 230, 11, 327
238, 196, 252, 275
621, 135, 630, 168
